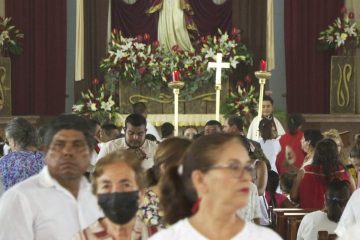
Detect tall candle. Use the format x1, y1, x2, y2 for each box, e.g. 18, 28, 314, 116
260, 60, 267, 71
172, 70, 180, 81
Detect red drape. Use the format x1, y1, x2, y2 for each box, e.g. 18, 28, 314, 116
284, 0, 344, 113
111, 0, 158, 40
5, 0, 66, 115
189, 0, 232, 36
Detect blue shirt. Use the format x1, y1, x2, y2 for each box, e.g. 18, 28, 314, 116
0, 151, 45, 190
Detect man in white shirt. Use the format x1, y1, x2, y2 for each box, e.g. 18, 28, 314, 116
247, 95, 285, 141
132, 102, 161, 141
97, 113, 157, 170
0, 114, 103, 240
335, 188, 360, 237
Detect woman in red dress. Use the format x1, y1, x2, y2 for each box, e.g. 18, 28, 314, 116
290, 138, 354, 209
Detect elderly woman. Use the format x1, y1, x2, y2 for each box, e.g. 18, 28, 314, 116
0, 117, 45, 190
139, 138, 191, 234
74, 150, 149, 240
150, 134, 281, 239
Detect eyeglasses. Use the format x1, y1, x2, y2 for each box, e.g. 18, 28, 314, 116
205, 161, 254, 177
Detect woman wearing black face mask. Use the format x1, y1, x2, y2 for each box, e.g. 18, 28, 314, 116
73, 150, 149, 240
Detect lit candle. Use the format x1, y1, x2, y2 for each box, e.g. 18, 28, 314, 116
260, 60, 267, 71
172, 70, 180, 81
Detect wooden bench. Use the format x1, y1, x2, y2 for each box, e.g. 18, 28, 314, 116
273, 208, 318, 239
285, 213, 307, 240
318, 231, 337, 240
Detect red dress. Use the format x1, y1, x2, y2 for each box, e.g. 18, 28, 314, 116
276, 130, 305, 175
298, 165, 350, 209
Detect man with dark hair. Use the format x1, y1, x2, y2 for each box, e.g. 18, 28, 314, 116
247, 95, 285, 140
100, 123, 122, 142
97, 113, 157, 169
161, 122, 174, 139
223, 115, 244, 134
132, 102, 161, 141
0, 114, 102, 239
204, 120, 222, 135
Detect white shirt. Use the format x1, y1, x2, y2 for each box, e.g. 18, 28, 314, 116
237, 182, 261, 222
146, 122, 161, 141
335, 189, 360, 237
258, 138, 281, 173
0, 166, 103, 240
337, 223, 360, 240
297, 210, 337, 240
97, 137, 157, 170
247, 116, 285, 141
150, 218, 281, 240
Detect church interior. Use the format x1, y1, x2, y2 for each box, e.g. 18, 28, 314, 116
0, 0, 360, 239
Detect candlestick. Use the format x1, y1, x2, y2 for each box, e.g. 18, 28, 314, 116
254, 70, 271, 139
168, 81, 185, 136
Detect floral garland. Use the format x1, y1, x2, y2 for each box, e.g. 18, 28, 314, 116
72, 81, 121, 125
0, 17, 24, 56
100, 28, 252, 98
318, 7, 360, 54
223, 75, 258, 129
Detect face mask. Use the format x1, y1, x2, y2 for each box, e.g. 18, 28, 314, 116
98, 191, 139, 225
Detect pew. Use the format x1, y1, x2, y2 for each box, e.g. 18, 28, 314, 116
273, 208, 318, 239
318, 231, 337, 240
286, 213, 306, 240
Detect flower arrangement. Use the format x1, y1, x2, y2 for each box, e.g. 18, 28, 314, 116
0, 17, 24, 56
223, 75, 258, 129
318, 8, 360, 54
72, 81, 121, 125
100, 28, 252, 98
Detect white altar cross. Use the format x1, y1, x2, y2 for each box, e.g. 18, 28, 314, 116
207, 53, 230, 121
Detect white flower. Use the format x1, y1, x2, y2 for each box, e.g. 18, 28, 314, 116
345, 23, 357, 37
72, 104, 84, 112
230, 57, 239, 68
205, 48, 215, 59
220, 32, 229, 44
134, 42, 145, 50
326, 35, 334, 43
114, 49, 128, 64
335, 33, 346, 47
101, 97, 115, 111
87, 101, 97, 111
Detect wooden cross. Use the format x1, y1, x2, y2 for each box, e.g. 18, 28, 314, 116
207, 53, 230, 121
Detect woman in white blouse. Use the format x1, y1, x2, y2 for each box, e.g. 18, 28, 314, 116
297, 179, 351, 240
150, 134, 281, 240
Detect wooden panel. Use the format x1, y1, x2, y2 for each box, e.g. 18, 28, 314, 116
330, 56, 356, 114
0, 57, 12, 116
118, 79, 229, 114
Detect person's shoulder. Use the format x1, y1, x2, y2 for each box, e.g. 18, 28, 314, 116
240, 222, 282, 239
149, 219, 187, 240
145, 139, 158, 147
1, 174, 39, 200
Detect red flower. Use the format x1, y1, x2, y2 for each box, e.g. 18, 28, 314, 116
231, 27, 240, 36
137, 67, 146, 75
112, 28, 117, 34
92, 78, 100, 86
341, 6, 347, 14
200, 36, 208, 43
188, 66, 193, 71
349, 12, 355, 19
152, 40, 159, 49
135, 35, 143, 42
143, 33, 150, 42
244, 75, 252, 84
237, 80, 244, 88
171, 45, 181, 52
236, 36, 241, 43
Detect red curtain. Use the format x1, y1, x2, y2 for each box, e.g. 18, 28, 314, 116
284, 0, 344, 113
111, 0, 158, 40
189, 0, 232, 36
5, 0, 66, 115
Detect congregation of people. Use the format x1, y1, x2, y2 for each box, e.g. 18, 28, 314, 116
0, 97, 360, 240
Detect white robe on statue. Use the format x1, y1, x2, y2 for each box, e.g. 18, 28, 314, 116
246, 116, 285, 141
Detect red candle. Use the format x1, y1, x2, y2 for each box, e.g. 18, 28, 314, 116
260, 59, 267, 71
172, 70, 180, 81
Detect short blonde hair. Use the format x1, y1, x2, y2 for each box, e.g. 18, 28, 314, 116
92, 149, 145, 194
323, 129, 343, 146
